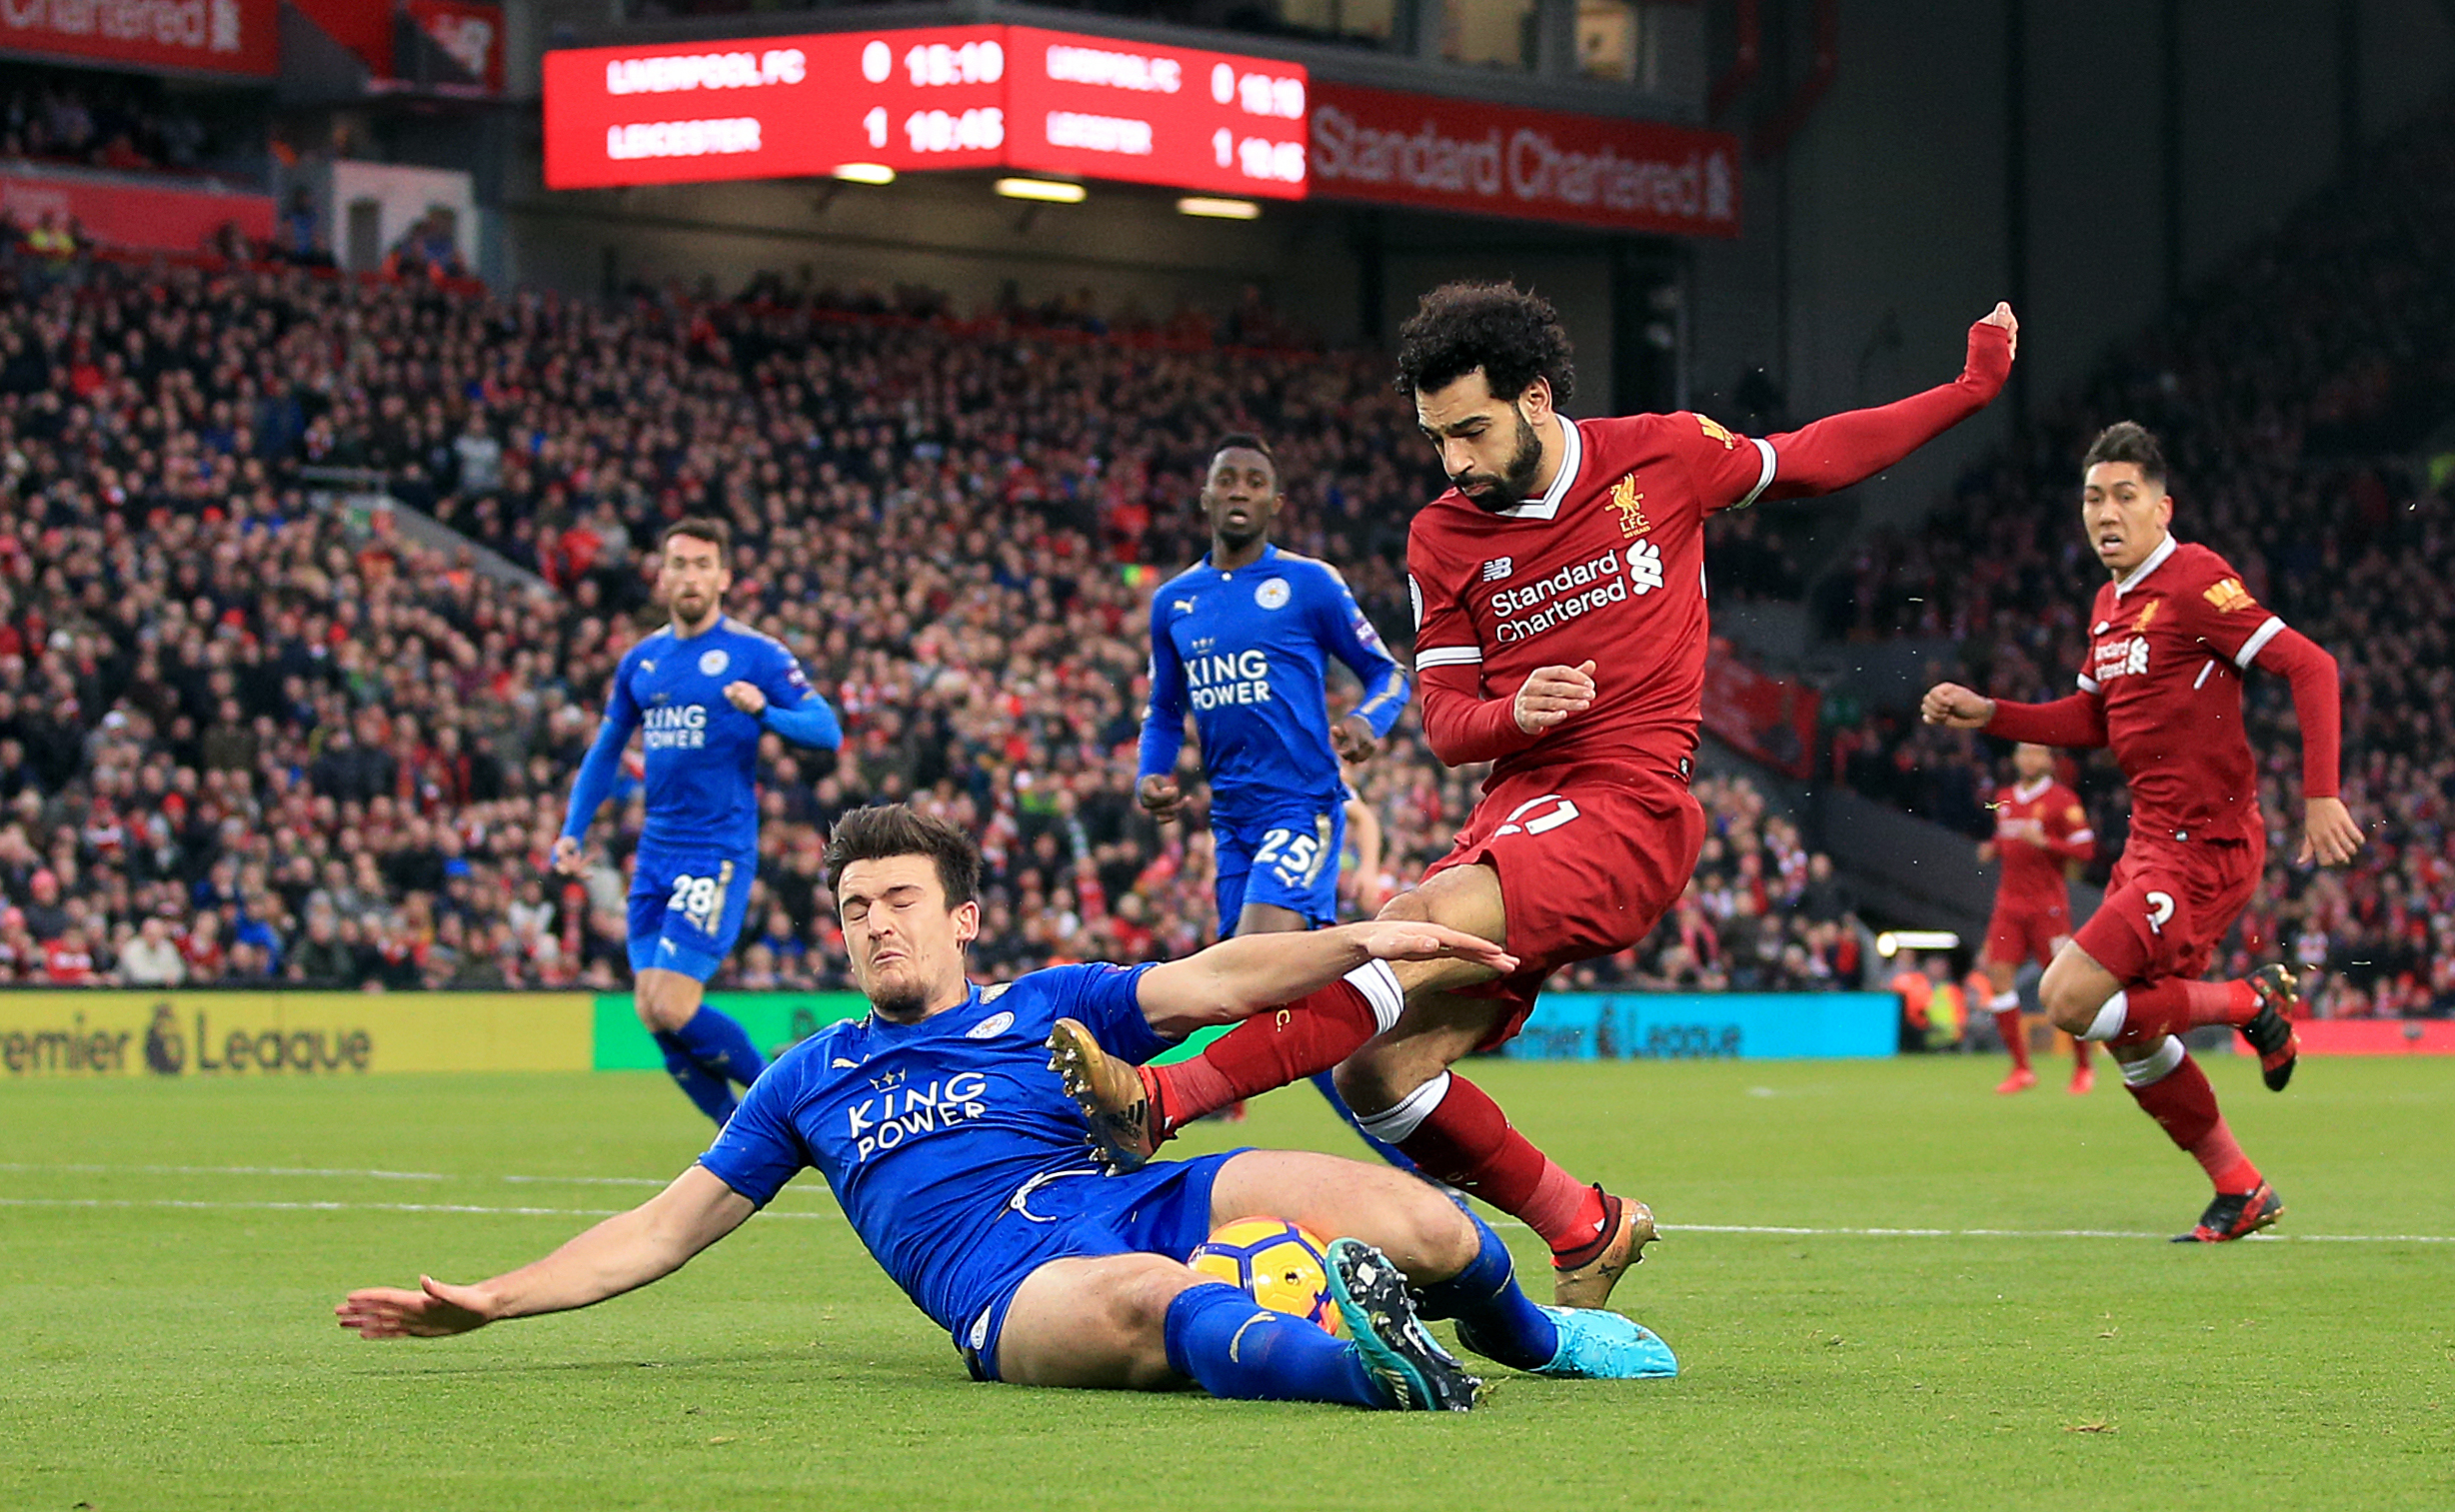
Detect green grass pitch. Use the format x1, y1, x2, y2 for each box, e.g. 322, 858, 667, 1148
3, 1053, 2449, 1510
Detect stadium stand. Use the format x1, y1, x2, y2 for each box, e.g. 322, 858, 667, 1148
0, 241, 1852, 993
1823, 104, 2455, 1017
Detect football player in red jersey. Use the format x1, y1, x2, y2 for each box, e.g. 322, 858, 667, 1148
1054, 283, 2015, 1306
1922, 422, 2361, 1242
1979, 742, 2097, 1095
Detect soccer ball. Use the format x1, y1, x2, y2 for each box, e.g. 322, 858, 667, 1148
1189, 1218, 1343, 1336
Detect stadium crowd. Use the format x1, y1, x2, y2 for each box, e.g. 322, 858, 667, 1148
1819, 104, 2455, 1016
0, 242, 1858, 995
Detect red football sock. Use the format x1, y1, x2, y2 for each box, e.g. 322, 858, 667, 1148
1149, 978, 1380, 1127
1389, 1073, 1605, 1255
2126, 1053, 2260, 1194
2071, 1036, 2093, 1070
1992, 1002, 2030, 1072
2113, 978, 2257, 1044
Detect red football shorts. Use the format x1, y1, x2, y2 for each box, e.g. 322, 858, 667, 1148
1418, 759, 1705, 1051
1982, 901, 2072, 970
2072, 831, 2264, 985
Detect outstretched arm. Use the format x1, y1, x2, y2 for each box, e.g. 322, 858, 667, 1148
1136, 919, 1515, 1036
336, 1167, 754, 1339
1759, 307, 2017, 501
1922, 681, 2108, 749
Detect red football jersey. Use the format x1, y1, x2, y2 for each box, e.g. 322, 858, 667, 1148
1408, 412, 1775, 779
2076, 536, 2288, 845
1990, 776, 2093, 914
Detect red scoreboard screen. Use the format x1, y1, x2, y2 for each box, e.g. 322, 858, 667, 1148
543, 25, 1306, 199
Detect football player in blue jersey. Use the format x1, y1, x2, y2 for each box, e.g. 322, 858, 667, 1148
1137, 435, 1410, 939
551, 518, 843, 1126
339, 806, 1676, 1408
1138, 437, 1416, 1156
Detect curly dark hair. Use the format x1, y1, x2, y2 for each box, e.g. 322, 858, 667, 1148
2082, 421, 2168, 486
824, 803, 983, 908
1393, 282, 1576, 405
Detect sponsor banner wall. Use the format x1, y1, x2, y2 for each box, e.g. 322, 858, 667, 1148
2291, 1019, 2455, 1055
0, 0, 278, 77
1307, 80, 1738, 237
0, 166, 274, 252
1507, 991, 1897, 1060
1701, 641, 1819, 778
0, 991, 593, 1077
592, 991, 1227, 1069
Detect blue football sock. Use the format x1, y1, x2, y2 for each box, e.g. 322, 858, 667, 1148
1308, 1071, 1419, 1172
1163, 1282, 1386, 1408
1411, 1212, 1559, 1371
654, 1030, 741, 1125
671, 1005, 768, 1089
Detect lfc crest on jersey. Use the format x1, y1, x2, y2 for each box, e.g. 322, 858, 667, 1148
2133, 599, 2160, 632
1609, 474, 1652, 539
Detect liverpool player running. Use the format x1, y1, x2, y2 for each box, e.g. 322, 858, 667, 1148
1979, 742, 2097, 1094
1057, 283, 2017, 1304
1921, 422, 2360, 1241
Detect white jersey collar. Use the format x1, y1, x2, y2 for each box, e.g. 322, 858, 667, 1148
1493, 416, 1580, 522
2112, 532, 2178, 598
2012, 775, 2051, 802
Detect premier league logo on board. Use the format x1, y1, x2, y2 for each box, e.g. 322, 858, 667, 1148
1255, 579, 1290, 611
699, 649, 730, 677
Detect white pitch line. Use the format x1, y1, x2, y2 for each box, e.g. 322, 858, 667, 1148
0, 1190, 2444, 1244
0, 1196, 839, 1221
0, 1161, 449, 1181
1657, 1222, 2455, 1244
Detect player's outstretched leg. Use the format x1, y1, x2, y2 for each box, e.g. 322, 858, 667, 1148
1308, 1070, 1420, 1171
2060, 963, 2300, 1091
1344, 1065, 1655, 1308
2118, 1035, 2283, 1241
1422, 1210, 1677, 1380
1049, 961, 1402, 1169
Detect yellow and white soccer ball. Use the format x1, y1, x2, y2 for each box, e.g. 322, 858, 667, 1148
1189, 1217, 1343, 1336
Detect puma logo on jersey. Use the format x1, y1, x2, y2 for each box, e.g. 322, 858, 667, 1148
1172, 598, 1197, 615
1609, 474, 1652, 539
1480, 557, 1514, 582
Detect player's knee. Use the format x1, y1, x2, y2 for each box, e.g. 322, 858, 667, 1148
1329, 1051, 1411, 1116
633, 974, 697, 1032
1388, 1186, 1477, 1281
2035, 961, 2101, 1036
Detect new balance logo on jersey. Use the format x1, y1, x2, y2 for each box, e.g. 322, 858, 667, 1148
1481, 557, 1514, 582
2093, 636, 2151, 681
1627, 540, 1664, 595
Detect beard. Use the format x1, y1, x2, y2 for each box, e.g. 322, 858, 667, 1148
866, 980, 930, 1022
1453, 413, 1545, 510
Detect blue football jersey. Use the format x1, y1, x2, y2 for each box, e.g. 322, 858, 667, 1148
697, 964, 1172, 1334
600, 617, 821, 854
1138, 546, 1408, 821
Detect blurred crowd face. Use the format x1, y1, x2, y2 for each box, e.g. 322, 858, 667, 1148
657, 532, 730, 633
2012, 744, 2052, 782
2079, 460, 2172, 578
1414, 369, 1552, 507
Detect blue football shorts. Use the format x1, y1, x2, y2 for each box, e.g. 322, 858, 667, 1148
625, 847, 756, 981
1212, 803, 1345, 935
957, 1149, 1243, 1381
